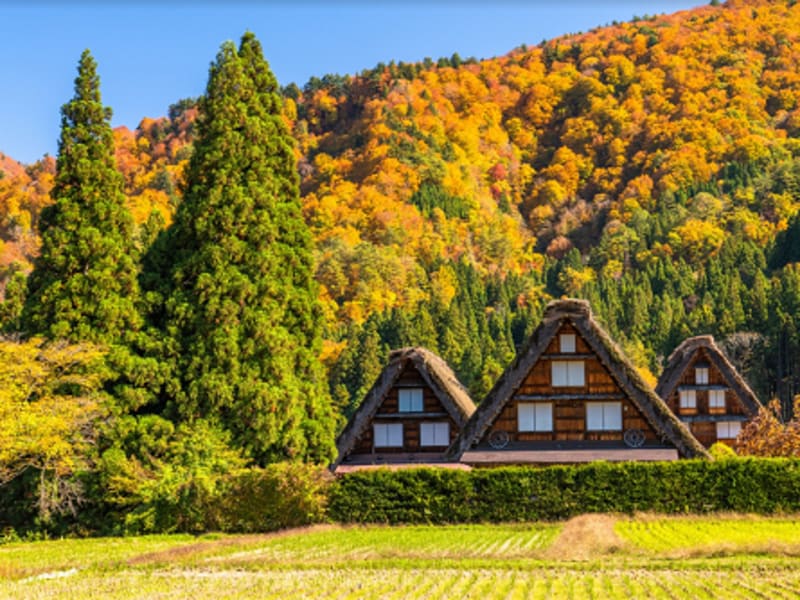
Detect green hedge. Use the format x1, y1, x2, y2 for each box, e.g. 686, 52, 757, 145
328, 458, 800, 524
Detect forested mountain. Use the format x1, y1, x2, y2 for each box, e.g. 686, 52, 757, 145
3, 0, 800, 416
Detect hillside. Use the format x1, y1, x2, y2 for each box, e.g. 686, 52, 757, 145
3, 0, 800, 409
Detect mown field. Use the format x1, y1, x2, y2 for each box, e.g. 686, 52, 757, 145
2, 515, 800, 599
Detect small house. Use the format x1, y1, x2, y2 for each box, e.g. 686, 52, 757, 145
332, 347, 476, 471
656, 335, 761, 447
447, 299, 708, 465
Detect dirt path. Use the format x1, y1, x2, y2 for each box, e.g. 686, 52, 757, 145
126, 524, 338, 566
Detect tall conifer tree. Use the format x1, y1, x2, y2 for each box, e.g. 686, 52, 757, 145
160, 33, 336, 463
24, 50, 140, 343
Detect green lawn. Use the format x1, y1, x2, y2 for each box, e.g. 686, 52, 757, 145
2, 516, 800, 598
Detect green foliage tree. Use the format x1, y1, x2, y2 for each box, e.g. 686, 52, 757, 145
158, 33, 337, 464
22, 50, 140, 344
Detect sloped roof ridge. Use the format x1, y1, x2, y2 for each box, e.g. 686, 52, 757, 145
656, 334, 761, 416
447, 299, 709, 460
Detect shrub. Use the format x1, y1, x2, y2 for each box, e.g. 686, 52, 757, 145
327, 459, 800, 524
215, 463, 333, 533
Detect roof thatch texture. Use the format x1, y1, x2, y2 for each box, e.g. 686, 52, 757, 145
332, 347, 476, 468
447, 299, 710, 460
655, 335, 761, 416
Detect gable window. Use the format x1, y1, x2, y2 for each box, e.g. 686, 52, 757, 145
518, 402, 553, 432
695, 367, 709, 385
559, 333, 576, 353
398, 388, 424, 412
679, 390, 697, 410
716, 421, 741, 440
709, 389, 726, 410
552, 361, 585, 387
586, 401, 622, 431
420, 422, 450, 446
373, 423, 403, 447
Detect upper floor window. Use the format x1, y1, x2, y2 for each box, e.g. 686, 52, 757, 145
552, 361, 584, 387
679, 390, 697, 410
398, 388, 424, 412
559, 334, 576, 353
518, 402, 553, 432
695, 367, 709, 385
709, 389, 726, 410
374, 423, 403, 447
586, 401, 622, 431
420, 422, 450, 446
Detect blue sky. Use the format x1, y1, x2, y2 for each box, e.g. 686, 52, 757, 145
1, 2, 702, 164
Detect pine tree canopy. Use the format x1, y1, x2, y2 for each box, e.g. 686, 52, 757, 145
161, 33, 337, 464
23, 49, 140, 344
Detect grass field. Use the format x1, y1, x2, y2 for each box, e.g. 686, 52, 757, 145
2, 515, 800, 598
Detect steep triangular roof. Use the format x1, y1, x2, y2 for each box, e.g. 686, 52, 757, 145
447, 299, 709, 459
656, 335, 761, 416
333, 347, 476, 468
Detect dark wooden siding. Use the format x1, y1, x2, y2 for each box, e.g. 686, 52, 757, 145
351, 362, 460, 455
664, 347, 751, 447
479, 323, 659, 444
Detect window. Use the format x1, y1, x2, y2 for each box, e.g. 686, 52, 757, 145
716, 421, 741, 440
373, 423, 403, 447
552, 361, 585, 386
420, 422, 450, 446
518, 403, 553, 432
709, 390, 726, 410
559, 333, 576, 353
679, 390, 697, 410
586, 402, 622, 431
398, 388, 423, 412
695, 367, 709, 384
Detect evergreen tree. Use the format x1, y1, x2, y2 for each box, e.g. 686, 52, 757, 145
23, 50, 140, 343
159, 33, 336, 464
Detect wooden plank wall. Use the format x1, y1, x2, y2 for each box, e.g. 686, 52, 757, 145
481, 323, 659, 444
664, 347, 751, 447
352, 363, 459, 455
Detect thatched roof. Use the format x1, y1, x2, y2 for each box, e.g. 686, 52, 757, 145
332, 347, 476, 468
447, 299, 709, 460
656, 335, 761, 416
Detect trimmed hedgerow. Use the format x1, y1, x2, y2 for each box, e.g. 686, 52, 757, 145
328, 459, 800, 524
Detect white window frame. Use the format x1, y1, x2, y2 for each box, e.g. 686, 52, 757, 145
373, 423, 403, 447
518, 402, 554, 432
679, 390, 697, 410
716, 421, 741, 440
398, 388, 424, 412
709, 389, 726, 410
559, 333, 576, 353
552, 360, 585, 387
695, 367, 709, 385
420, 422, 450, 446
586, 401, 622, 431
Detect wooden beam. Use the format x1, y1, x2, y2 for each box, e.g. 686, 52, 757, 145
515, 393, 626, 401
374, 412, 449, 419
679, 414, 749, 423
461, 448, 679, 464
540, 353, 595, 360
677, 385, 729, 391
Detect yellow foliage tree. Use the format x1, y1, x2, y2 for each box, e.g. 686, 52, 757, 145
0, 338, 109, 519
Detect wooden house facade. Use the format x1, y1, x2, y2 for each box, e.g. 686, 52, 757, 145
447, 299, 709, 465
656, 335, 761, 447
333, 347, 476, 471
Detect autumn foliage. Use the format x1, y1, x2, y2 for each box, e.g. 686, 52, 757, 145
735, 398, 800, 457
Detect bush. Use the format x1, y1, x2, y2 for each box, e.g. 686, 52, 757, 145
214, 463, 333, 533
327, 459, 800, 524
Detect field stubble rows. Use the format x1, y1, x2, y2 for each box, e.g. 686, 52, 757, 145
2, 515, 800, 598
